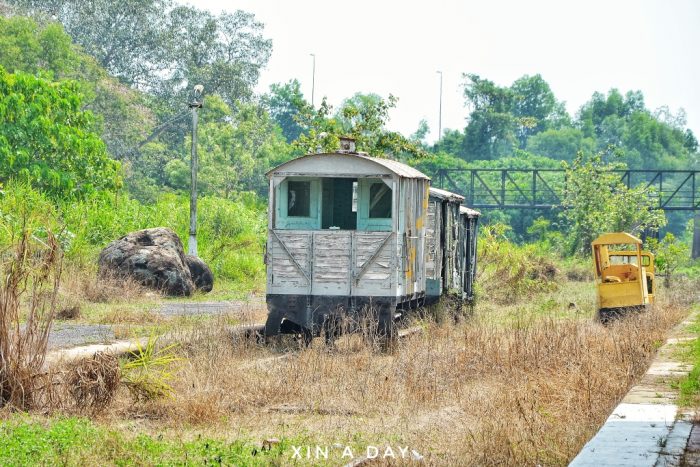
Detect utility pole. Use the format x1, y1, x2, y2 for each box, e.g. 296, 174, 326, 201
436, 70, 443, 141
188, 85, 204, 257
310, 53, 316, 107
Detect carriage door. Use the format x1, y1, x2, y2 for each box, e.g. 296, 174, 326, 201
312, 178, 355, 296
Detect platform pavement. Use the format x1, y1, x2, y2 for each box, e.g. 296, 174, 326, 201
569, 308, 699, 467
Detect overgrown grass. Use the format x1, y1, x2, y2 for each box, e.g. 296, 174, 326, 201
677, 308, 700, 407
0, 279, 692, 465
476, 223, 561, 305
77, 283, 681, 466
0, 416, 291, 466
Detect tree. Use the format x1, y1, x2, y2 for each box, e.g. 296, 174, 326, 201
265, 79, 310, 143
293, 94, 428, 159
526, 127, 596, 163
0, 68, 120, 199
9, 0, 272, 108
511, 74, 569, 147
432, 128, 464, 156
560, 150, 666, 255
161, 6, 272, 108
646, 233, 689, 287
0, 16, 74, 78
576, 89, 696, 169
462, 74, 516, 160
10, 0, 172, 88
0, 15, 157, 164
461, 74, 569, 160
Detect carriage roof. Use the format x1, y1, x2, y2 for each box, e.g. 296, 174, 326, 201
429, 187, 464, 202
266, 152, 429, 180
460, 205, 481, 218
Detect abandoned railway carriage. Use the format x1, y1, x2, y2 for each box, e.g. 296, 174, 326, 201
264, 139, 480, 341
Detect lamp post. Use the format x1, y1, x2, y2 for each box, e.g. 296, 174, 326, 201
436, 70, 443, 141
188, 84, 204, 257
310, 53, 316, 107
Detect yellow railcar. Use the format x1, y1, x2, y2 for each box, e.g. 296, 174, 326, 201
591, 232, 656, 322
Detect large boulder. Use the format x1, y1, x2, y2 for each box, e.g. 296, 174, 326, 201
186, 254, 214, 292
98, 227, 195, 296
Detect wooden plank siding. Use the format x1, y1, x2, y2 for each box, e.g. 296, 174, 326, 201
270, 232, 311, 289
425, 199, 442, 281
269, 230, 396, 297
354, 232, 393, 291
312, 232, 351, 295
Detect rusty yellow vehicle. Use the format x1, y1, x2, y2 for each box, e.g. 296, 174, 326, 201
591, 232, 656, 322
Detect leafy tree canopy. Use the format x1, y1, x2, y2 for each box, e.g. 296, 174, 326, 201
0, 15, 156, 163
293, 93, 428, 159
560, 150, 666, 255
9, 0, 272, 109
0, 67, 120, 199
264, 79, 310, 143
461, 74, 567, 160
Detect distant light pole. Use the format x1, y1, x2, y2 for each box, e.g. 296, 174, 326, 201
188, 84, 204, 257
310, 53, 316, 107
436, 70, 443, 141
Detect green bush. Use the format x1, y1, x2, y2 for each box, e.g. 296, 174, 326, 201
0, 183, 267, 295
476, 223, 559, 304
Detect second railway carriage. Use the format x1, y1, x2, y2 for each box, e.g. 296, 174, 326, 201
264, 139, 479, 342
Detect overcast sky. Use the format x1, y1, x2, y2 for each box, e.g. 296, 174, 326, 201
194, 0, 700, 147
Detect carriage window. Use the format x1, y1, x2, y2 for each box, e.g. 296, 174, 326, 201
610, 255, 637, 265
287, 181, 310, 217
369, 183, 392, 218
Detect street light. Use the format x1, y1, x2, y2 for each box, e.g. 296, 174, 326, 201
436, 71, 443, 141
310, 53, 316, 107
188, 84, 204, 257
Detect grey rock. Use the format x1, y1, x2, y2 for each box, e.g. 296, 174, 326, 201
98, 227, 194, 296
186, 255, 214, 293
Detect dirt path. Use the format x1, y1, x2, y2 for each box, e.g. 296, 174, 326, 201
48, 324, 115, 350
48, 298, 264, 350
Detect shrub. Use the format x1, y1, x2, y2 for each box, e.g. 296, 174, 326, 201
121, 334, 181, 401
0, 229, 62, 409
476, 223, 559, 304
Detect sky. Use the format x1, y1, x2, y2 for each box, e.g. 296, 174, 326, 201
193, 0, 700, 147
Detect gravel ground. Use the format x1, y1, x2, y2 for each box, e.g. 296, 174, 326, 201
157, 297, 264, 317
47, 324, 115, 350
158, 301, 244, 317
46, 299, 264, 350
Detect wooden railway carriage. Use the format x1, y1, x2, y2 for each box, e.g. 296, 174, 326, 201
264, 141, 479, 341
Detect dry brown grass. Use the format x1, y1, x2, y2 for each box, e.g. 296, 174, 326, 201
6, 255, 692, 465
63, 352, 120, 414
0, 231, 61, 410
59, 265, 153, 305
84, 284, 689, 466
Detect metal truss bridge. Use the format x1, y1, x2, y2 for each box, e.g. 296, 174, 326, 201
434, 169, 700, 211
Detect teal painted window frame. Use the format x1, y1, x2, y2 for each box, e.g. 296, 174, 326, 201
275, 177, 321, 229
357, 178, 393, 231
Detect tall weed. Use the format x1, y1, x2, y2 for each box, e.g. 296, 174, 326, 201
477, 223, 559, 304
0, 228, 62, 409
